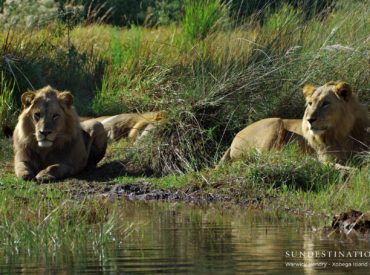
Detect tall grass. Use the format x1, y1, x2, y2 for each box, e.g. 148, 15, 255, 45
182, 0, 230, 41
0, 177, 136, 258
0, 26, 105, 116
0, 0, 368, 173
0, 72, 15, 137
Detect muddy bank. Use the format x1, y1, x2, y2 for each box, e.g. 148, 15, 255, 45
62, 181, 265, 207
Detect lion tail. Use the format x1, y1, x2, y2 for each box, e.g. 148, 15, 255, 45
218, 147, 231, 166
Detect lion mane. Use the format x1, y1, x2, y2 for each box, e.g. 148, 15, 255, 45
13, 86, 107, 182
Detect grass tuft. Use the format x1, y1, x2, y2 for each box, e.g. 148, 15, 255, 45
182, 0, 230, 41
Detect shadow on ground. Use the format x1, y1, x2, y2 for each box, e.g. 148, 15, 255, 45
76, 160, 155, 182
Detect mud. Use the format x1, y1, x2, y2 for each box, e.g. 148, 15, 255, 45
62, 180, 263, 207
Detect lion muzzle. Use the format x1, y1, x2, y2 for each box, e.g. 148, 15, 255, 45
37, 130, 54, 148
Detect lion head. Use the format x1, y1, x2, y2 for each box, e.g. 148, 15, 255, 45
302, 81, 369, 163
18, 86, 80, 148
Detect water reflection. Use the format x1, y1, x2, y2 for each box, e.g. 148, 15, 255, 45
1, 201, 369, 274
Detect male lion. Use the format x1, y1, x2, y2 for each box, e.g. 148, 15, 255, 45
219, 118, 311, 163
13, 86, 108, 182
82, 111, 165, 142
302, 81, 369, 164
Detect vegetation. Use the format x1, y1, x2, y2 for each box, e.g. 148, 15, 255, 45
0, 0, 368, 259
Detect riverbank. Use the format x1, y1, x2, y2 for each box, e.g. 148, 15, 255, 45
1, 137, 368, 215
0, 133, 368, 262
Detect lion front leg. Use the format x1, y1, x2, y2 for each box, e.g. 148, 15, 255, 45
15, 161, 36, 181
36, 164, 74, 183
80, 120, 108, 168
14, 150, 37, 181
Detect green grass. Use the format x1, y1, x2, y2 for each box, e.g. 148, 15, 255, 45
182, 0, 230, 41
0, 176, 136, 258
0, 0, 369, 256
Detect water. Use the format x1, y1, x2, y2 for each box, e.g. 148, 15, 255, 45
2, 201, 369, 274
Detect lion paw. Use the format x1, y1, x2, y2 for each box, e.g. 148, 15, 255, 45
36, 171, 57, 183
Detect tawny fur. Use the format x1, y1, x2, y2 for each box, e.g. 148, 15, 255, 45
302, 81, 369, 164
13, 86, 107, 182
220, 118, 311, 163
83, 111, 165, 142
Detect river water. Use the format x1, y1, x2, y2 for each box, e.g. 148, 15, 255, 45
2, 201, 369, 274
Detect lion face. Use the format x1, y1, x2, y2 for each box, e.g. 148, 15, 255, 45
302, 81, 355, 136
21, 86, 74, 148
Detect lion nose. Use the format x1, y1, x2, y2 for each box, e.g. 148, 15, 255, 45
307, 118, 317, 124
39, 130, 51, 137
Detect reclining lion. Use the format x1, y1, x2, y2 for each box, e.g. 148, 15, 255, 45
302, 81, 369, 165
220, 81, 369, 166
219, 118, 311, 163
82, 111, 165, 142
13, 86, 107, 182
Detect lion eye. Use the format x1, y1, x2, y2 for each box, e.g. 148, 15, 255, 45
322, 101, 330, 107
34, 112, 41, 121
53, 114, 60, 120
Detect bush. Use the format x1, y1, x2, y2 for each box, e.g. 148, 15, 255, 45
228, 0, 336, 23
62, 0, 183, 26
0, 0, 59, 29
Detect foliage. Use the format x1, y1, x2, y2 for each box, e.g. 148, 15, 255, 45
182, 0, 230, 41
59, 0, 183, 26
228, 0, 336, 23
0, 72, 15, 136
149, 0, 183, 25
0, 0, 59, 29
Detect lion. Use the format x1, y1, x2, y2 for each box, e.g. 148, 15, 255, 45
82, 111, 165, 142
220, 118, 312, 163
13, 86, 108, 182
302, 81, 369, 165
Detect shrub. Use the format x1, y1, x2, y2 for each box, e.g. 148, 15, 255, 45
228, 0, 336, 23
0, 0, 59, 29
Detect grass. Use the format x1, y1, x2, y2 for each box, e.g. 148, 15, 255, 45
182, 0, 230, 41
0, 174, 137, 261
0, 0, 369, 259
0, 72, 16, 133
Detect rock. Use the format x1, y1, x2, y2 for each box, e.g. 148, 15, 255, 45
332, 210, 370, 235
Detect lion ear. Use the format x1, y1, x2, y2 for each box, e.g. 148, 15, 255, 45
303, 84, 316, 99
334, 81, 352, 101
58, 91, 74, 108
21, 91, 36, 108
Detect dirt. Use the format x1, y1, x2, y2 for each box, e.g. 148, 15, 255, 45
60, 180, 262, 207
